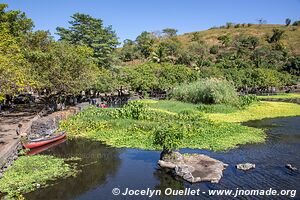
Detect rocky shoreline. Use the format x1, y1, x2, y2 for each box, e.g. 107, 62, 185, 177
0, 103, 88, 175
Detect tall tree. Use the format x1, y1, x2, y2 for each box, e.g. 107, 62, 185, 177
135, 31, 155, 59
0, 27, 31, 96
0, 4, 33, 38
56, 13, 119, 68
27, 42, 99, 94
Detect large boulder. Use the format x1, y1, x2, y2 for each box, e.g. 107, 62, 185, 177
158, 152, 228, 183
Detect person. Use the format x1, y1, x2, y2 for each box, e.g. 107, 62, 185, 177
16, 124, 22, 137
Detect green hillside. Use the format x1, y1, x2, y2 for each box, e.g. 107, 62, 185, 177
177, 24, 300, 55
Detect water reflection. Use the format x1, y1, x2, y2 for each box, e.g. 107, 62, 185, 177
25, 139, 122, 200
26, 116, 300, 200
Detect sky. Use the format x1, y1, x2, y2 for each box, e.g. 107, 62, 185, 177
2, 0, 300, 43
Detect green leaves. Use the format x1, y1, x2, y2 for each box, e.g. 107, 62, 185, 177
56, 13, 119, 68
0, 155, 77, 197
153, 123, 184, 152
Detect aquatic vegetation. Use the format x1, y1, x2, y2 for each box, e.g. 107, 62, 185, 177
257, 93, 300, 99
60, 100, 266, 151
0, 155, 77, 198
208, 101, 300, 122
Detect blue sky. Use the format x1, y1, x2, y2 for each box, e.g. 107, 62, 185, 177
2, 0, 300, 43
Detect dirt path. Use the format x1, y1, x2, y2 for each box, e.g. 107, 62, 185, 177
0, 105, 42, 168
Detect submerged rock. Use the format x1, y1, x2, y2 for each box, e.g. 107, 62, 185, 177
236, 163, 255, 171
286, 164, 297, 171
158, 152, 228, 183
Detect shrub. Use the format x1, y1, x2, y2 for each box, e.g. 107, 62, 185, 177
153, 123, 184, 152
111, 101, 147, 120
169, 78, 239, 105
209, 45, 219, 54
239, 95, 258, 108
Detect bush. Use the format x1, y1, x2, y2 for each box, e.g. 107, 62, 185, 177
111, 101, 147, 120
153, 123, 184, 151
239, 95, 258, 108
169, 78, 239, 105
209, 45, 219, 54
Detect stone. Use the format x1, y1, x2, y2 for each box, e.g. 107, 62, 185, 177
158, 152, 227, 183
236, 163, 255, 171
286, 164, 297, 171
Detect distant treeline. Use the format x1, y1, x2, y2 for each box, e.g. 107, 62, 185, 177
0, 4, 299, 104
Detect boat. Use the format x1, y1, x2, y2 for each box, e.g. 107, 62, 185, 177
23, 131, 66, 149
27, 137, 67, 155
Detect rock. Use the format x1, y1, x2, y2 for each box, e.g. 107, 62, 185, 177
286, 164, 297, 171
36, 183, 41, 188
236, 163, 255, 171
158, 152, 227, 183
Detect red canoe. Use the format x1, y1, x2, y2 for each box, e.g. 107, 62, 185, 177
27, 137, 67, 155
23, 131, 66, 149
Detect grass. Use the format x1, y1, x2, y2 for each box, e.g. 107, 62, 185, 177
169, 78, 239, 105
257, 93, 300, 99
208, 101, 300, 123
60, 101, 267, 152
0, 155, 77, 198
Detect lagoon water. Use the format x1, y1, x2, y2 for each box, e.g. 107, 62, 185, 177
25, 116, 300, 200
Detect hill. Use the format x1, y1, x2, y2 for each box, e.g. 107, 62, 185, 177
177, 24, 300, 55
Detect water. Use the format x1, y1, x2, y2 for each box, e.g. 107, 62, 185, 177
25, 116, 300, 200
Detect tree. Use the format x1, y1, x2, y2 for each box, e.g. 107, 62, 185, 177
162, 28, 178, 37
56, 13, 119, 68
283, 56, 300, 76
151, 45, 166, 63
0, 27, 31, 96
285, 18, 291, 26
226, 22, 234, 29
159, 37, 181, 63
257, 18, 267, 25
26, 42, 98, 95
0, 4, 33, 38
292, 20, 300, 26
118, 39, 140, 62
153, 123, 184, 153
135, 31, 155, 59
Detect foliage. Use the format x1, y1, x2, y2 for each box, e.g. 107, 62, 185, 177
0, 155, 77, 197
267, 28, 285, 43
238, 94, 258, 108
170, 78, 239, 105
292, 20, 300, 26
162, 28, 178, 37
283, 56, 300, 76
135, 31, 156, 59
218, 35, 231, 47
121, 62, 197, 93
257, 93, 300, 99
208, 101, 300, 122
0, 4, 33, 38
26, 42, 99, 94
197, 104, 238, 113
56, 13, 119, 68
153, 123, 184, 151
285, 18, 291, 26
0, 27, 31, 95
60, 100, 266, 151
111, 101, 148, 120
